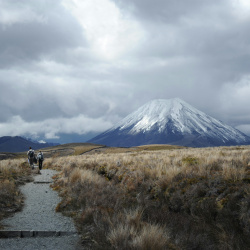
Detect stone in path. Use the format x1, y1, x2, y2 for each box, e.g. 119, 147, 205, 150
0, 169, 82, 250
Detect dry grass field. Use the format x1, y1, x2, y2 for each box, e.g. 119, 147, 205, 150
0, 143, 105, 160
0, 143, 184, 160
39, 143, 105, 157
47, 145, 250, 249
1, 144, 250, 249
0, 159, 32, 228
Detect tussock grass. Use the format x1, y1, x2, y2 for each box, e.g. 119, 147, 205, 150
108, 207, 172, 250
50, 145, 250, 249
0, 158, 32, 227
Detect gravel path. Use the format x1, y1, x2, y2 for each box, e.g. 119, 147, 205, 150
0, 169, 82, 250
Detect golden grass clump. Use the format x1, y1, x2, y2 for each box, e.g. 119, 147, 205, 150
107, 207, 172, 249
0, 158, 31, 181
108, 223, 170, 250
131, 224, 169, 250
0, 158, 32, 226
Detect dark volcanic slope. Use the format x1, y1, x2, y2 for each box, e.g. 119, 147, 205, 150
0, 136, 58, 153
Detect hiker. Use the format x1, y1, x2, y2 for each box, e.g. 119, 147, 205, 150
27, 147, 35, 169
37, 150, 44, 170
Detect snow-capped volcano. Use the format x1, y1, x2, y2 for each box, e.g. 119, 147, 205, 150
88, 98, 250, 147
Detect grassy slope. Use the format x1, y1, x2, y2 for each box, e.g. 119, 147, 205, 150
48, 145, 250, 249
0, 143, 185, 161
0, 143, 105, 159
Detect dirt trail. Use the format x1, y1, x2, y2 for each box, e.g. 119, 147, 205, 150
0, 168, 81, 250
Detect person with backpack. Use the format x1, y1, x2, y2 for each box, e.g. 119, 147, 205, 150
37, 150, 44, 170
27, 147, 35, 169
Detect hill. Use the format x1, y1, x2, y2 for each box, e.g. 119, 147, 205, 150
0, 142, 106, 160
0, 136, 59, 153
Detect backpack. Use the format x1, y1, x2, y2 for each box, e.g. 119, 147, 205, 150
29, 150, 34, 158
39, 153, 44, 161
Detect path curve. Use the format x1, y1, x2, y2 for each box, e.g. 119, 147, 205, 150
0, 169, 81, 250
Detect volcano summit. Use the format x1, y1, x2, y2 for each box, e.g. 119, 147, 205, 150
88, 98, 250, 147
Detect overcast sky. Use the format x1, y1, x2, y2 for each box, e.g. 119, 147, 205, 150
1, 0, 250, 143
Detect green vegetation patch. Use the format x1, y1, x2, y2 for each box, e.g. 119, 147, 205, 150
182, 156, 200, 166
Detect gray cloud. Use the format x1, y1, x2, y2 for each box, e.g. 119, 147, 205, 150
112, 0, 216, 23
0, 0, 250, 141
110, 0, 250, 122
0, 0, 85, 67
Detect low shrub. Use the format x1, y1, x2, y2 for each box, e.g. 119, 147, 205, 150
49, 145, 250, 249
0, 159, 32, 227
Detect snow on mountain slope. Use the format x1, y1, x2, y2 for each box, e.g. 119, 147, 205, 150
89, 98, 250, 147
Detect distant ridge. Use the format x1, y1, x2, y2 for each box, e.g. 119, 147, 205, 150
0, 136, 59, 153
88, 98, 250, 147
